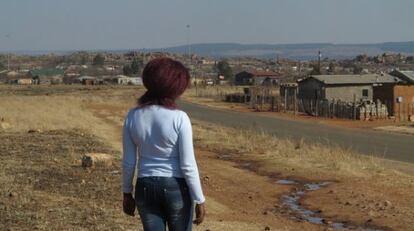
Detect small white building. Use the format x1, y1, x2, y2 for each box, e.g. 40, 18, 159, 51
17, 78, 33, 85
105, 66, 116, 71
116, 75, 143, 85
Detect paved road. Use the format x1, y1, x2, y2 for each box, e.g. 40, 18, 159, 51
179, 101, 414, 164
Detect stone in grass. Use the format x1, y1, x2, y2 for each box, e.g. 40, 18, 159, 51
0, 121, 12, 129
82, 153, 113, 168
28, 129, 42, 133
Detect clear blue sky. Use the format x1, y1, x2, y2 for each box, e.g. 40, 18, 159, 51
0, 0, 413, 51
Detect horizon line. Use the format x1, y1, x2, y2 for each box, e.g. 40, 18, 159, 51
0, 40, 413, 55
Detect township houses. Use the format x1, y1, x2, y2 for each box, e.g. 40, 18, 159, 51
29, 68, 64, 84
297, 74, 401, 102
297, 72, 414, 119
235, 70, 282, 86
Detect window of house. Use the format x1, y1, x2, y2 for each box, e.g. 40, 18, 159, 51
362, 89, 369, 97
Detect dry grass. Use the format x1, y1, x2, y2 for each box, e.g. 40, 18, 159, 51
0, 86, 141, 230
184, 85, 245, 101
0, 95, 100, 131
184, 85, 280, 100
0, 85, 142, 149
192, 120, 413, 183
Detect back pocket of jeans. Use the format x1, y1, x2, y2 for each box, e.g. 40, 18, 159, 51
164, 188, 185, 210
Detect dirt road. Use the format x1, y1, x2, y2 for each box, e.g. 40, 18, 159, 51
179, 101, 414, 164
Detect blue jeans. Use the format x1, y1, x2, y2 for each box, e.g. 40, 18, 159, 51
135, 177, 193, 231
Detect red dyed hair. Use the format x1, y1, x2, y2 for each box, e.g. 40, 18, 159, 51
139, 57, 190, 109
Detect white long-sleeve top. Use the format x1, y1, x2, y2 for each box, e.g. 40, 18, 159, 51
122, 105, 205, 204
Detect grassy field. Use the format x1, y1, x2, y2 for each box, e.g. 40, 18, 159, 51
1, 84, 413, 230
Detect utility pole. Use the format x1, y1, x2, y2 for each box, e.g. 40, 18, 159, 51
6, 49, 10, 70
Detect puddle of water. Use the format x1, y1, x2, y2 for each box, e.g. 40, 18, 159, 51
304, 182, 330, 191
276, 179, 297, 185
220, 154, 231, 159
278, 179, 384, 231
240, 163, 252, 167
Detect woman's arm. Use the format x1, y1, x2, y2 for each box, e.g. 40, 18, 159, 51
122, 111, 137, 194
178, 113, 206, 204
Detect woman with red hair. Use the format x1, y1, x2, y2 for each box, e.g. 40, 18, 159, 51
122, 57, 205, 231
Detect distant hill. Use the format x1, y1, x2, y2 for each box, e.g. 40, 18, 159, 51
141, 41, 414, 60
5, 41, 414, 60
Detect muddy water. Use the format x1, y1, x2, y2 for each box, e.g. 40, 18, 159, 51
277, 180, 384, 231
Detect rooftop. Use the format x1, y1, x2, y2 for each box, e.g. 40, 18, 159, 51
392, 70, 414, 83
30, 68, 64, 77
305, 74, 401, 85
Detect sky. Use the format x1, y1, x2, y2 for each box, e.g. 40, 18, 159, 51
0, 0, 413, 51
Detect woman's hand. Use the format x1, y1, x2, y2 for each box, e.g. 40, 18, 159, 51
123, 193, 136, 216
193, 203, 205, 225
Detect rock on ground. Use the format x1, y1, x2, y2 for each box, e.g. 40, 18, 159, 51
81, 153, 113, 168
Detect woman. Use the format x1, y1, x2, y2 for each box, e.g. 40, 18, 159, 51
122, 57, 206, 231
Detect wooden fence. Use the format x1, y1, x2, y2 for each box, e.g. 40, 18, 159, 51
392, 102, 414, 122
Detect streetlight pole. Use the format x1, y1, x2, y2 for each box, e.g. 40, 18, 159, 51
5, 34, 11, 71
186, 24, 191, 65
186, 24, 196, 88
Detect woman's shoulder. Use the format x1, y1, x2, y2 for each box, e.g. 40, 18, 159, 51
126, 106, 139, 116
150, 105, 189, 118
125, 106, 189, 120
173, 109, 190, 120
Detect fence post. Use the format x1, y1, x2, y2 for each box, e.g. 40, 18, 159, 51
352, 94, 356, 120
294, 88, 297, 116
284, 88, 287, 113
310, 99, 313, 115
249, 87, 254, 108
261, 88, 265, 111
